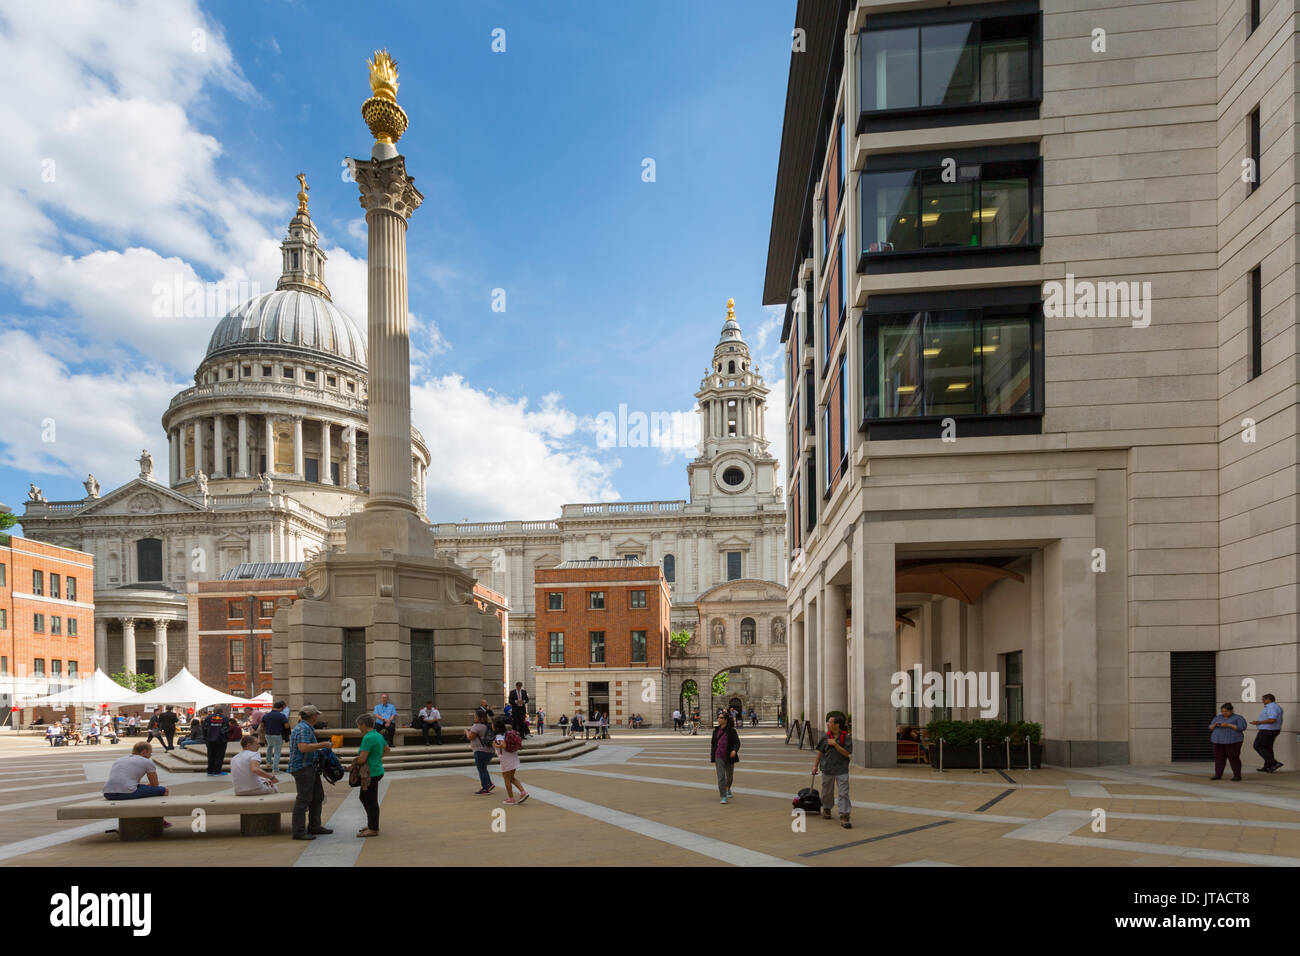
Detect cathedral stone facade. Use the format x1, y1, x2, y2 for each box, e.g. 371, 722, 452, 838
430, 301, 790, 717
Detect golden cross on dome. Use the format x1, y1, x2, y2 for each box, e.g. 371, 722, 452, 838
296, 173, 309, 214
726, 298, 736, 321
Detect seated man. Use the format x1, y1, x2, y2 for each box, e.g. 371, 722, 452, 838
230, 735, 279, 796
103, 741, 169, 802
372, 693, 398, 746
45, 724, 62, 746
86, 721, 101, 744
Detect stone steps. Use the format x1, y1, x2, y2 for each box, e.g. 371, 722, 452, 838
154, 735, 594, 773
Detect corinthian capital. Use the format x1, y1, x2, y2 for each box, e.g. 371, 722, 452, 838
350, 155, 424, 220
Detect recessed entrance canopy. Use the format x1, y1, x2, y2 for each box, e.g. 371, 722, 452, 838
895, 562, 1025, 605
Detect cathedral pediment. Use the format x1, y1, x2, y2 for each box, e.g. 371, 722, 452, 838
697, 579, 787, 603
73, 478, 205, 518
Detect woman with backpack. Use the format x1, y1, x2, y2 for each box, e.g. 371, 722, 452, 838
492, 715, 528, 804
710, 711, 740, 804
466, 708, 495, 795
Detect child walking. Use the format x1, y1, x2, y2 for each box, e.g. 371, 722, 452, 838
492, 716, 529, 804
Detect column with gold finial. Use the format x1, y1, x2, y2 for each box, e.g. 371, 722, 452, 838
344, 50, 431, 554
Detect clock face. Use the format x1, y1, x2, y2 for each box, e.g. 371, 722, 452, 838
713, 459, 752, 494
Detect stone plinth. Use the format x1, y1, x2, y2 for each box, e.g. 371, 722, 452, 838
274, 548, 502, 726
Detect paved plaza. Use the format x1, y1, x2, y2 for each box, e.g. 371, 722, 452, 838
2, 730, 1299, 867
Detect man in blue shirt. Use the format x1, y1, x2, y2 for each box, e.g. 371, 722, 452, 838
373, 693, 397, 747
1250, 694, 1284, 772
288, 704, 334, 840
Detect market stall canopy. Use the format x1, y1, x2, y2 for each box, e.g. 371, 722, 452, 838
19, 669, 141, 707
129, 667, 255, 710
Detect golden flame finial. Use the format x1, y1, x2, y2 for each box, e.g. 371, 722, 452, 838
726, 297, 736, 321
367, 50, 399, 103
362, 49, 408, 146
295, 173, 310, 215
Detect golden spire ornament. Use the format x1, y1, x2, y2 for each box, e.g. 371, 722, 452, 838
295, 172, 310, 214
726, 297, 736, 321
362, 49, 408, 146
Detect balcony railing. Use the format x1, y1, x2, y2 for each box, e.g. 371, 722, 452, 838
168, 380, 368, 414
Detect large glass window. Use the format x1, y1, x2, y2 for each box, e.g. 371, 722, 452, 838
589, 631, 605, 664
861, 161, 1034, 255
631, 631, 647, 663
865, 307, 1038, 420
547, 591, 564, 611
50, 574, 60, 599
65, 576, 75, 601
860, 16, 1033, 115
861, 27, 920, 111
662, 554, 675, 583
726, 552, 742, 581
549, 632, 564, 664
838, 356, 849, 474
229, 639, 244, 673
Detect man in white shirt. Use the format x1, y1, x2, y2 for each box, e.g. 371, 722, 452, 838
672, 709, 682, 731
231, 736, 279, 795
417, 700, 442, 746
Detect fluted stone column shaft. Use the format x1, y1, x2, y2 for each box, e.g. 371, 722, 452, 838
320, 420, 333, 484
292, 416, 304, 477
212, 415, 225, 478
264, 417, 275, 475
191, 421, 202, 476
153, 619, 169, 681
346, 426, 359, 489
94, 617, 108, 673
236, 413, 249, 478
364, 203, 415, 509
169, 429, 179, 486
120, 617, 136, 674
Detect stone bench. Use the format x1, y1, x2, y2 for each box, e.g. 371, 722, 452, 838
57, 792, 297, 841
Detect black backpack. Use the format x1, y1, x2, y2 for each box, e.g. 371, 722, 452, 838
318, 746, 345, 784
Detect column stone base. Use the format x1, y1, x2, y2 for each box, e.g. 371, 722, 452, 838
275, 546, 502, 728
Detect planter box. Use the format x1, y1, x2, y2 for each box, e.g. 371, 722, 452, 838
931, 741, 1043, 769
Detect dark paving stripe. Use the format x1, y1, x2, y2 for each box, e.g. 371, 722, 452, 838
997, 770, 1016, 784
799, 819, 952, 857
975, 788, 1016, 812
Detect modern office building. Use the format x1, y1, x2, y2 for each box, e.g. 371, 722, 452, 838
769, 0, 1297, 766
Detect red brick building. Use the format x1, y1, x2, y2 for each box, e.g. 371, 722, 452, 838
0, 534, 95, 722
534, 559, 671, 726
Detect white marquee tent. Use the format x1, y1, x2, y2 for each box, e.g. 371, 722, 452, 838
129, 667, 256, 711
19, 668, 141, 707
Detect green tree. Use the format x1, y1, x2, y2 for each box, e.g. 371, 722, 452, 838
111, 670, 156, 694
711, 671, 730, 698
0, 511, 17, 531
680, 679, 699, 709
668, 629, 692, 649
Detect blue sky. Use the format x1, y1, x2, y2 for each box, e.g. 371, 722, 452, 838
0, 0, 793, 526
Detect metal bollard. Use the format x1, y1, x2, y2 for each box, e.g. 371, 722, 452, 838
1005, 736, 1011, 772
937, 737, 945, 772
1026, 738, 1033, 771
976, 737, 985, 774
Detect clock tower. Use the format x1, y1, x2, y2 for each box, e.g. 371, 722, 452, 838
688, 298, 780, 514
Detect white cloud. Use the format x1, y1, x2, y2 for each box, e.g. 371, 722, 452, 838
0, 329, 182, 486
412, 376, 619, 520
